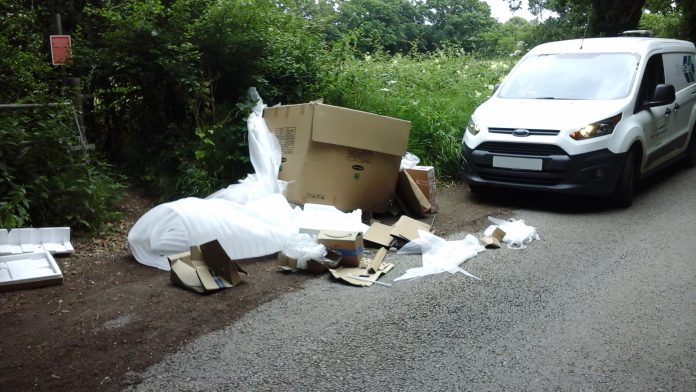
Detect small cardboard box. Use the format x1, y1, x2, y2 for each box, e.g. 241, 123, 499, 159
264, 102, 410, 213
317, 230, 364, 267
167, 240, 246, 293
405, 166, 438, 213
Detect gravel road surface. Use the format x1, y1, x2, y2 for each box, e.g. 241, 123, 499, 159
131, 165, 696, 391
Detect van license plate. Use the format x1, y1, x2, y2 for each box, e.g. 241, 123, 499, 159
492, 156, 542, 171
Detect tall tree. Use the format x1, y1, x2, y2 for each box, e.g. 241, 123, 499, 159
524, 0, 646, 37
421, 0, 497, 52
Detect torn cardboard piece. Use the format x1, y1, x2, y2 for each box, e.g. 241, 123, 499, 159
329, 248, 393, 287
364, 221, 396, 248
390, 215, 432, 244
481, 227, 506, 249
167, 240, 247, 293
0, 251, 64, 292
264, 102, 411, 213
395, 170, 431, 218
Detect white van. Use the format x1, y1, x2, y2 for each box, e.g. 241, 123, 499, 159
461, 36, 696, 206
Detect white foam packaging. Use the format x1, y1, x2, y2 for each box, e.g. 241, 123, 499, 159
0, 227, 74, 255
0, 250, 64, 291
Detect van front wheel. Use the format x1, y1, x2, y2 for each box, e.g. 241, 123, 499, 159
611, 148, 639, 208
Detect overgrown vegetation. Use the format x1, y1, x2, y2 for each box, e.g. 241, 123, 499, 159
321, 49, 513, 176
1, 0, 694, 230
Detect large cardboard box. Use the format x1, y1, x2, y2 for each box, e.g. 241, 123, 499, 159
264, 102, 411, 213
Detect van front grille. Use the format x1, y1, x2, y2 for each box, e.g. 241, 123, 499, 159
488, 128, 560, 136
476, 142, 567, 156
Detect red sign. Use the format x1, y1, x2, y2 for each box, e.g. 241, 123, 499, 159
50, 35, 72, 65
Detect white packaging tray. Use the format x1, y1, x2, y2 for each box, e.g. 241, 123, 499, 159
0, 251, 64, 291
0, 227, 74, 255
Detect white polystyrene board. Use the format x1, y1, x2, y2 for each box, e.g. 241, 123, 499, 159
296, 204, 369, 235
0, 227, 73, 255
0, 251, 63, 290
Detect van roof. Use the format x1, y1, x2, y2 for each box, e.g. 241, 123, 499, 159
528, 37, 696, 56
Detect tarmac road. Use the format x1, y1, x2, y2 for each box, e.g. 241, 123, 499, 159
130, 163, 696, 391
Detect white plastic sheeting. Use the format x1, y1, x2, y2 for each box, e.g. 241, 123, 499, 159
129, 91, 294, 270
128, 195, 299, 270
296, 203, 369, 235
128, 91, 369, 271
485, 216, 540, 249
394, 230, 484, 282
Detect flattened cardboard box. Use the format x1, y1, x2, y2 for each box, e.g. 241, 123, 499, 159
405, 166, 438, 213
317, 230, 364, 267
167, 240, 246, 293
329, 248, 393, 287
264, 102, 410, 213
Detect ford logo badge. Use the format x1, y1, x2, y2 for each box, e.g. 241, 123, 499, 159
512, 128, 530, 137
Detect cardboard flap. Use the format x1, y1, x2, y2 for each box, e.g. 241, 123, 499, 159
196, 267, 233, 291
367, 247, 387, 274
311, 104, 410, 156
329, 263, 394, 287
199, 240, 246, 286
390, 216, 432, 242
170, 260, 205, 293
364, 222, 395, 248
395, 170, 431, 218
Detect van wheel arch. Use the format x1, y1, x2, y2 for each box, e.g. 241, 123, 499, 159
610, 144, 641, 208
682, 125, 696, 168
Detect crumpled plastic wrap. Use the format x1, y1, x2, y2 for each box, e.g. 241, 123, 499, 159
394, 230, 484, 281
485, 216, 540, 249
399, 151, 420, 171
281, 233, 327, 268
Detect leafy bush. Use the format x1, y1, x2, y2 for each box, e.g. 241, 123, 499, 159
320, 48, 513, 179
0, 106, 125, 231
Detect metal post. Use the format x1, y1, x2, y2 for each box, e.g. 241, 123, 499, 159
55, 13, 63, 35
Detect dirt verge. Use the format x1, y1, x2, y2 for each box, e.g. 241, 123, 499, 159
0, 182, 507, 391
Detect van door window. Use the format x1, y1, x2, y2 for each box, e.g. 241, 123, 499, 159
635, 54, 665, 113
663, 52, 696, 91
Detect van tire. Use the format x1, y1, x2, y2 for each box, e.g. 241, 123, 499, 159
683, 130, 696, 168
611, 148, 639, 208
468, 183, 487, 195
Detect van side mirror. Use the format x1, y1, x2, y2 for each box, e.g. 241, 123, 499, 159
641, 84, 676, 110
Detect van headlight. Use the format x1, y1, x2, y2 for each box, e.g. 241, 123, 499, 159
466, 118, 482, 135
569, 114, 622, 140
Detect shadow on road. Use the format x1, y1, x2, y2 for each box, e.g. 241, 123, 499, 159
466, 163, 690, 215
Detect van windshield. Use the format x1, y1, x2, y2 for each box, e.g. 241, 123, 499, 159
498, 53, 639, 100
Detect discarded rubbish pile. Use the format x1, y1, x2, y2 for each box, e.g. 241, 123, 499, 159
126, 91, 541, 293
